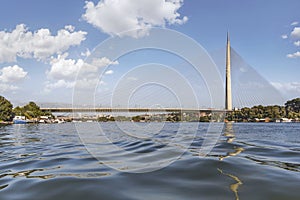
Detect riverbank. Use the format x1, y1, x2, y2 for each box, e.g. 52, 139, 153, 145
2, 118, 299, 124
0, 121, 13, 125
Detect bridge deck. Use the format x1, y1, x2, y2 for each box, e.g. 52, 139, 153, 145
41, 108, 227, 113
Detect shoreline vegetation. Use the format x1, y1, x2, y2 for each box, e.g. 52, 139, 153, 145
0, 96, 299, 124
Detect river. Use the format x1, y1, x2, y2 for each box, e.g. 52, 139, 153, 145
0, 122, 299, 200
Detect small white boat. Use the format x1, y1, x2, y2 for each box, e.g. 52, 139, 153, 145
13, 116, 27, 124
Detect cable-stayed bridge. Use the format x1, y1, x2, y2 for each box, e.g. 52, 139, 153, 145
41, 34, 234, 115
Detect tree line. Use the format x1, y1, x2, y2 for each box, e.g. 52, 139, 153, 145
226, 98, 300, 122
1, 95, 299, 122
0, 96, 52, 122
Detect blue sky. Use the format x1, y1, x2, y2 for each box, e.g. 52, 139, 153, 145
0, 0, 299, 107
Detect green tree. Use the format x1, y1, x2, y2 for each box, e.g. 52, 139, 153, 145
0, 96, 13, 121
13, 101, 52, 119
199, 116, 210, 122
13, 106, 24, 116
166, 113, 181, 122
22, 102, 42, 119
285, 98, 300, 114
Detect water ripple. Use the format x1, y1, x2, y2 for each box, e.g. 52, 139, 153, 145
0, 123, 299, 200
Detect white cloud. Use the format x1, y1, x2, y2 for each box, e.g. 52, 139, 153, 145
0, 65, 27, 83
104, 69, 114, 75
91, 57, 119, 68
76, 58, 118, 90
294, 41, 300, 46
287, 51, 300, 58
81, 49, 91, 57
76, 57, 118, 77
47, 53, 84, 81
0, 24, 87, 63
82, 0, 188, 38
74, 78, 100, 90
45, 79, 75, 91
271, 82, 300, 98
0, 83, 18, 93
45, 54, 119, 91
45, 54, 82, 92
76, 57, 119, 76
0, 65, 27, 93
64, 25, 75, 32
48, 54, 119, 80
281, 34, 288, 39
291, 21, 299, 26
291, 27, 300, 38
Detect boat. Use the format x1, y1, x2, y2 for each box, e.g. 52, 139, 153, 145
13, 116, 27, 124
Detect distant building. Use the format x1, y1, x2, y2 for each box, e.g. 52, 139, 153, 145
280, 118, 292, 123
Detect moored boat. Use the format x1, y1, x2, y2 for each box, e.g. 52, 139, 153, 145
13, 116, 27, 124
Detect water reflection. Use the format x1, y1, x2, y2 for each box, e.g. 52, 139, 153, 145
0, 184, 8, 190
0, 125, 41, 148
219, 147, 244, 161
0, 168, 111, 180
223, 122, 235, 143
245, 156, 300, 172
218, 168, 243, 200
219, 123, 244, 161
218, 123, 243, 199
0, 169, 54, 179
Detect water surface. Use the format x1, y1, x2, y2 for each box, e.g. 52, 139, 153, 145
0, 122, 299, 200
